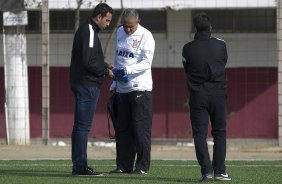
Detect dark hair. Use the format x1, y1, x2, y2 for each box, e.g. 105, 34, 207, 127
92, 3, 113, 18
193, 12, 211, 32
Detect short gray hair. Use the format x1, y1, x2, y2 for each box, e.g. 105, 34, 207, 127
121, 8, 140, 23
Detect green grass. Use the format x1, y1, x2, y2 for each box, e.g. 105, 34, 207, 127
0, 160, 282, 184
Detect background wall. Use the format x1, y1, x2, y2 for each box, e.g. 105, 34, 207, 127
0, 9, 278, 139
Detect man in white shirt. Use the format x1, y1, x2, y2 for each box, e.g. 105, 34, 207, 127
109, 8, 155, 174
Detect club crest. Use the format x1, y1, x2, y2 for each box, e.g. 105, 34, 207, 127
130, 39, 141, 48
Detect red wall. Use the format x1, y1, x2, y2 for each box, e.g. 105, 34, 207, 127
0, 67, 278, 139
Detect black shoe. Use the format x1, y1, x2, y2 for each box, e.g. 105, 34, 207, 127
199, 173, 213, 182
109, 167, 127, 174
214, 173, 231, 181
72, 166, 103, 176
131, 169, 147, 175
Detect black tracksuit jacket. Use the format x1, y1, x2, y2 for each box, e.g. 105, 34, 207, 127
70, 17, 109, 86
182, 31, 228, 95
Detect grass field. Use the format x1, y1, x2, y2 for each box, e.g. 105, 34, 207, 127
0, 160, 282, 184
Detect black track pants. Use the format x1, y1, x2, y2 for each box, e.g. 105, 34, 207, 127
115, 91, 152, 172
189, 93, 227, 175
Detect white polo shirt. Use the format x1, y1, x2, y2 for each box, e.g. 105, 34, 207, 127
110, 24, 155, 93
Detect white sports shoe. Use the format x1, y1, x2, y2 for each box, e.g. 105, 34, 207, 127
214, 173, 231, 181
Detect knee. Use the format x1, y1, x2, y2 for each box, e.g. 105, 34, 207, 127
73, 121, 92, 132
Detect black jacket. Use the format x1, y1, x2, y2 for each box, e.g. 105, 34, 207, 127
182, 31, 228, 94
70, 17, 109, 86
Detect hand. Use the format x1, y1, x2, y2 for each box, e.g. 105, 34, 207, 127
105, 62, 114, 70
108, 69, 114, 79
108, 64, 114, 69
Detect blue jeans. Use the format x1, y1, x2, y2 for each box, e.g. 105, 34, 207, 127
71, 83, 100, 171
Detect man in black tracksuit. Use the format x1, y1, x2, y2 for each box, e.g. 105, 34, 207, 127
69, 3, 114, 176
182, 12, 231, 182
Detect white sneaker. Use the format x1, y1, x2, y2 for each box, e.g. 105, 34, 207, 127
214, 173, 231, 181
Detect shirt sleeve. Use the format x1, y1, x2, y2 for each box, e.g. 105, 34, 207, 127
81, 24, 108, 77
182, 46, 189, 73
125, 32, 155, 75
109, 33, 119, 91
223, 42, 228, 65
110, 81, 117, 91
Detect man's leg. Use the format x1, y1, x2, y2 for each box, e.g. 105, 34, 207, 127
210, 95, 227, 175
189, 94, 213, 175
131, 91, 152, 172
71, 84, 100, 172
115, 93, 135, 172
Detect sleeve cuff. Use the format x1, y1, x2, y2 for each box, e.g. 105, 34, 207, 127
124, 66, 131, 75
110, 82, 116, 91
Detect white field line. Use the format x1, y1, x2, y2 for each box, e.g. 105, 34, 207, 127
0, 164, 282, 167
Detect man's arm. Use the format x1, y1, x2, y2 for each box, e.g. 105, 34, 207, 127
223, 42, 228, 65
182, 46, 189, 73
81, 25, 108, 77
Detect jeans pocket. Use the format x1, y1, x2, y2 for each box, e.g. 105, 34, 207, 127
88, 86, 100, 98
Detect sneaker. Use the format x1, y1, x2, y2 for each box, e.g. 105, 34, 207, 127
214, 173, 231, 181
109, 167, 127, 174
72, 166, 103, 176
131, 169, 147, 175
200, 173, 213, 182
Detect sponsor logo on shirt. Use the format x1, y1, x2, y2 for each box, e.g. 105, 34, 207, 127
117, 49, 134, 58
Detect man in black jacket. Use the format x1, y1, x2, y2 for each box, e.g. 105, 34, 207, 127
182, 12, 231, 182
70, 3, 114, 176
